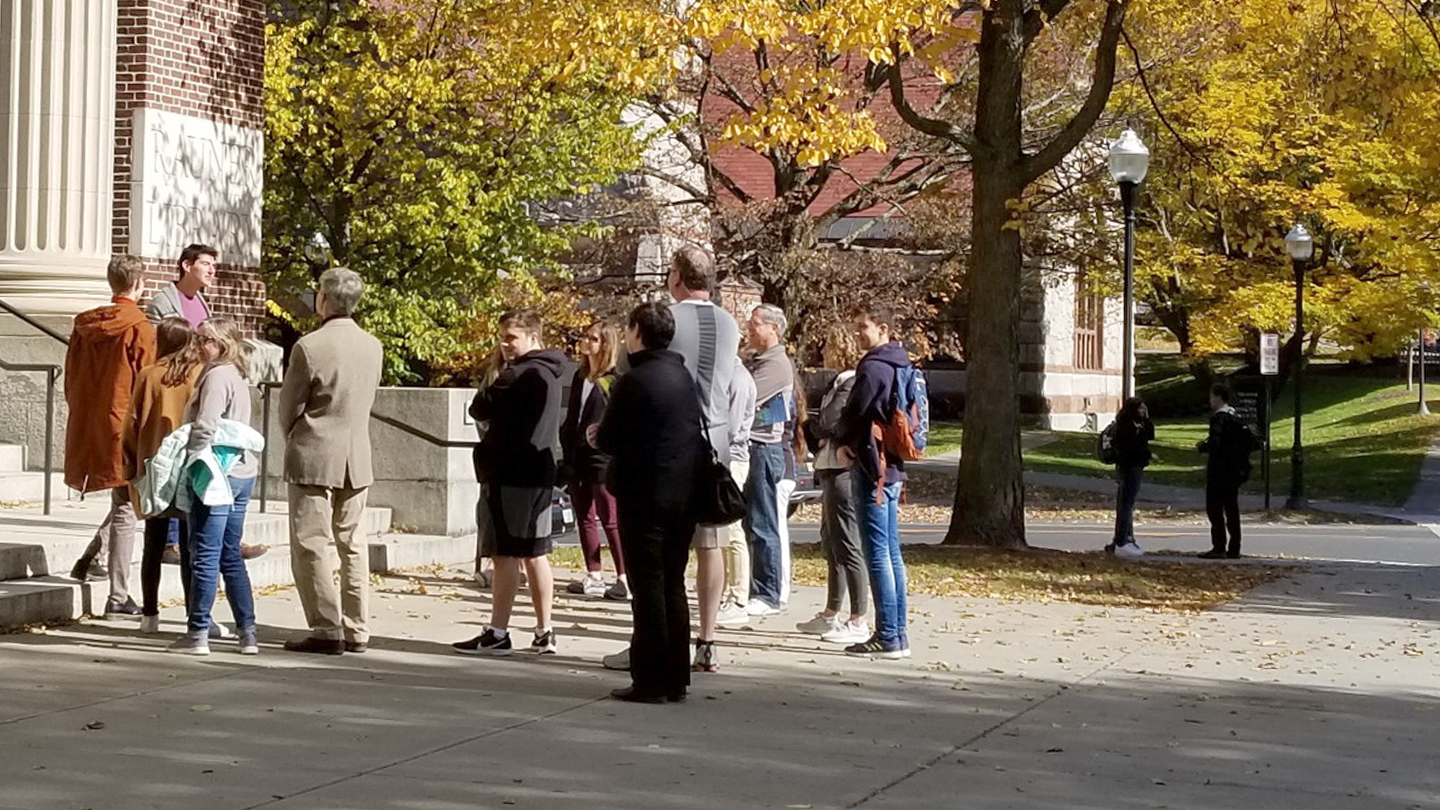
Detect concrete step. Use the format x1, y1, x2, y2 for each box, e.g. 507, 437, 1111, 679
0, 500, 393, 581
0, 472, 67, 505
0, 444, 24, 474
0, 531, 478, 628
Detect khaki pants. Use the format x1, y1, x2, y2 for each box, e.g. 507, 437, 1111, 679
79, 487, 137, 607
288, 484, 370, 642
720, 461, 751, 606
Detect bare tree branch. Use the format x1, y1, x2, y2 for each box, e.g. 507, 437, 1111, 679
1021, 0, 1126, 184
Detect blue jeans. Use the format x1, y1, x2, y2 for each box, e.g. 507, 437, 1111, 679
187, 476, 257, 634
854, 474, 907, 644
744, 443, 785, 608
1113, 465, 1144, 544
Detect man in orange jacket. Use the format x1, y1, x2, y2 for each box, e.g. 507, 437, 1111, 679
66, 255, 156, 619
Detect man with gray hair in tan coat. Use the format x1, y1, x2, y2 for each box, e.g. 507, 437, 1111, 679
279, 267, 384, 655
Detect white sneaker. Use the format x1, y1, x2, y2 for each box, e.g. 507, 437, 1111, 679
566, 573, 606, 597
139, 614, 160, 634
795, 612, 842, 635
209, 623, 235, 640
744, 599, 779, 617
821, 618, 871, 644
1114, 541, 1145, 559
602, 647, 631, 671
716, 600, 749, 626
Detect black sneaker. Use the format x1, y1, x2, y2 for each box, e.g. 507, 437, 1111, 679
103, 598, 142, 619
1226, 550, 1242, 559
603, 580, 631, 601
453, 628, 512, 656
530, 629, 557, 654
71, 558, 106, 582
1198, 549, 1228, 560
845, 635, 904, 659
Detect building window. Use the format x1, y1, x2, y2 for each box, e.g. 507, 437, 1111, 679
1074, 278, 1104, 371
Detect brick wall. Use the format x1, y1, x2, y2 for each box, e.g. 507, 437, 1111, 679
112, 0, 266, 335
137, 261, 267, 339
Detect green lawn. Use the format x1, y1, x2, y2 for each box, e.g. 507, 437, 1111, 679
921, 371, 1439, 506
926, 421, 963, 456
1025, 376, 1440, 506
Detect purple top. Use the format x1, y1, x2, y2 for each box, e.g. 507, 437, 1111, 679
178, 290, 208, 327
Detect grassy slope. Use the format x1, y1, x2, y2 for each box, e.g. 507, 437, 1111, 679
1026, 374, 1439, 506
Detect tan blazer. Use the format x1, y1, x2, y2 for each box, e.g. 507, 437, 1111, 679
279, 317, 384, 488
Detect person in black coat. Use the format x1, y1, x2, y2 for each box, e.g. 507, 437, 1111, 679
1108, 397, 1155, 558
595, 302, 707, 703
1198, 383, 1257, 559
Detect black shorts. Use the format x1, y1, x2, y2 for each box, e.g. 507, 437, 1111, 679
488, 485, 554, 558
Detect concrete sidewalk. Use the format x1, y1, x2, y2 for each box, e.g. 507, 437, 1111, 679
2, 554, 1438, 809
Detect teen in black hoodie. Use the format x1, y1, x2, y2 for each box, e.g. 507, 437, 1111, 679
455, 311, 569, 656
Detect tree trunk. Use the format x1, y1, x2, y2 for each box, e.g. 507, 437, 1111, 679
945, 5, 1028, 549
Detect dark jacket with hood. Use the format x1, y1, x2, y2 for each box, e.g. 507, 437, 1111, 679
1114, 416, 1155, 469
596, 349, 706, 519
64, 297, 157, 492
1198, 405, 1256, 486
470, 348, 568, 488
839, 341, 912, 485
559, 366, 617, 482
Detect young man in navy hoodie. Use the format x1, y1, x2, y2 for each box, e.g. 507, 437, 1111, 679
453, 310, 569, 656
837, 306, 912, 659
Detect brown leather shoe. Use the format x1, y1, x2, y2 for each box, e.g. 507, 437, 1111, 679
240, 544, 270, 560
283, 637, 344, 655
344, 640, 368, 653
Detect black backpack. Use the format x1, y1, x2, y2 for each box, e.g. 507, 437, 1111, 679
1096, 421, 1119, 464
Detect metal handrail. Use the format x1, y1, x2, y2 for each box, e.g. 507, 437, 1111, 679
0, 298, 70, 345
0, 296, 68, 514
0, 359, 59, 515
256, 381, 478, 513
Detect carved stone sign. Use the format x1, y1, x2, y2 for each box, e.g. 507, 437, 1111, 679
129, 108, 263, 267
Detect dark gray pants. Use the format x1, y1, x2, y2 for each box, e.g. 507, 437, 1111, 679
818, 469, 867, 616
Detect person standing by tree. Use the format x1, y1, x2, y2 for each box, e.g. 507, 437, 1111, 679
561, 320, 627, 600
66, 255, 157, 618
280, 268, 385, 655
1198, 384, 1256, 559
837, 306, 912, 660
665, 246, 742, 670
595, 303, 707, 703
453, 311, 568, 655
743, 304, 795, 617
1108, 397, 1155, 560
796, 331, 869, 643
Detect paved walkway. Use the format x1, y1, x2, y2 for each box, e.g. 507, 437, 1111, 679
911, 456, 1440, 530
2, 555, 1437, 809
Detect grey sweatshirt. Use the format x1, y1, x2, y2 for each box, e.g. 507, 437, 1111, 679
728, 358, 757, 464
186, 363, 257, 479
745, 343, 794, 445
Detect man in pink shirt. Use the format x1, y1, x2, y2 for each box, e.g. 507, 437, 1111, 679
146, 244, 216, 327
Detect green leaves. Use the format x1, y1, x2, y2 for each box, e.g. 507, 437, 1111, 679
262, 0, 665, 381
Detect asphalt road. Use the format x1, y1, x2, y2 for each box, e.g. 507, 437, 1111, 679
787, 520, 1440, 566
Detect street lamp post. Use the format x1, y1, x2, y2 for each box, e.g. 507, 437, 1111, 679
1419, 283, 1432, 415
1109, 129, 1150, 402
1420, 328, 1429, 415
1284, 223, 1314, 510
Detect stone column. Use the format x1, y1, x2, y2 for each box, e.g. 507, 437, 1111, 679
0, 0, 117, 316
